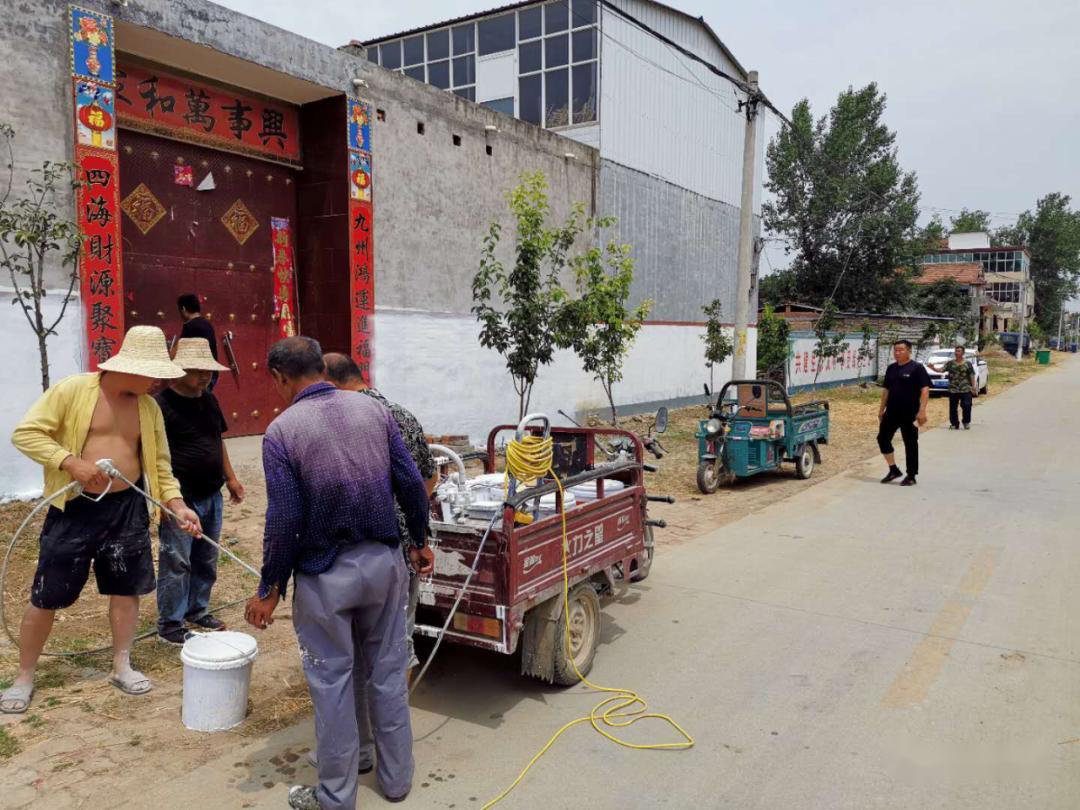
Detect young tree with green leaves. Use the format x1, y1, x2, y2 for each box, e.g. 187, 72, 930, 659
855, 319, 877, 383
762, 83, 922, 313
811, 302, 848, 390
0, 124, 83, 392
560, 224, 651, 425
755, 304, 791, 383
472, 171, 585, 417
701, 298, 734, 392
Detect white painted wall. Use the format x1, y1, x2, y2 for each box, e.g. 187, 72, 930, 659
786, 332, 876, 392
374, 308, 755, 444
599, 0, 760, 211
947, 232, 991, 249
0, 293, 85, 499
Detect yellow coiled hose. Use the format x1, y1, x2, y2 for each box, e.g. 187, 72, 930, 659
483, 434, 693, 808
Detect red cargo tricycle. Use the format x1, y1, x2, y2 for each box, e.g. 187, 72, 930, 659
416, 420, 670, 685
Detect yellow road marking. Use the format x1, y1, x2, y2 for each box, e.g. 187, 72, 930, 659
881, 546, 1001, 708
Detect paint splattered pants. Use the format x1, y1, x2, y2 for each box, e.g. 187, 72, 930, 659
293, 542, 413, 809
31, 482, 154, 610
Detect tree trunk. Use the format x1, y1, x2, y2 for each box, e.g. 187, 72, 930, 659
38, 332, 50, 391
604, 381, 618, 426
34, 300, 50, 391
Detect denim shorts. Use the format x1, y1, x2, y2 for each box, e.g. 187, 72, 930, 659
31, 483, 155, 609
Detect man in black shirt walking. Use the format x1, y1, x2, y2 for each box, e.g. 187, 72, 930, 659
178, 293, 220, 390
155, 338, 244, 644
877, 339, 931, 486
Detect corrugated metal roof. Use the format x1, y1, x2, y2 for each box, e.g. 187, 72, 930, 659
349, 0, 748, 79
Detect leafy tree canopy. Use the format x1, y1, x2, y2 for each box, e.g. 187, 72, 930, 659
761, 83, 922, 313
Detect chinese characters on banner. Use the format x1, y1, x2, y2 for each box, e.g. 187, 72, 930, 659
271, 218, 298, 339
788, 335, 877, 391
71, 6, 123, 368
347, 98, 374, 385
115, 61, 301, 165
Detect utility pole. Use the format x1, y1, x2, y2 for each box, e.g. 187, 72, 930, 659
732, 70, 760, 380
1015, 280, 1026, 361
1057, 306, 1064, 348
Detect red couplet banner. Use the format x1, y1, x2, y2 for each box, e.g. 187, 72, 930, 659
75, 146, 125, 367
348, 198, 375, 385
116, 61, 301, 164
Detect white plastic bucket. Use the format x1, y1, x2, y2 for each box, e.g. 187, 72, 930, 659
180, 631, 259, 732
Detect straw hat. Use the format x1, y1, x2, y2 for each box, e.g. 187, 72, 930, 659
173, 338, 230, 372
99, 325, 185, 379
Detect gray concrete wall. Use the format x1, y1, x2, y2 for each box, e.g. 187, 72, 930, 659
1, 0, 598, 299
598, 158, 759, 324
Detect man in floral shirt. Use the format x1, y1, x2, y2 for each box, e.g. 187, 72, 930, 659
944, 345, 977, 430
323, 354, 438, 676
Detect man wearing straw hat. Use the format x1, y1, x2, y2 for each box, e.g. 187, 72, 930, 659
2, 326, 202, 715
155, 338, 244, 646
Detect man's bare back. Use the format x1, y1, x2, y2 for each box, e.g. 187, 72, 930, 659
79, 375, 144, 493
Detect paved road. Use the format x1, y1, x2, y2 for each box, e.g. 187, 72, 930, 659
145, 357, 1080, 809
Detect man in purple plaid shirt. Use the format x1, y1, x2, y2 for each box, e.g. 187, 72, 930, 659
244, 337, 430, 810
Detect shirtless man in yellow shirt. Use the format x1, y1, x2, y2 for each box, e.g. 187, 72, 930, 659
2, 326, 202, 714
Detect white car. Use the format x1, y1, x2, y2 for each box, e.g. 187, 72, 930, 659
921, 348, 988, 396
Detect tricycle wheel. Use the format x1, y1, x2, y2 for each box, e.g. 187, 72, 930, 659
795, 443, 815, 479
630, 525, 654, 583
696, 460, 720, 493
552, 582, 601, 686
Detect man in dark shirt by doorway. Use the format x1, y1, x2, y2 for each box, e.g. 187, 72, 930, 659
877, 339, 931, 486
155, 338, 245, 644
178, 293, 220, 390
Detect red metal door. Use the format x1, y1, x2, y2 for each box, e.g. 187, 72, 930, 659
118, 129, 297, 434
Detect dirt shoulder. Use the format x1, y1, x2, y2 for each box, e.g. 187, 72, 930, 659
0, 348, 1058, 808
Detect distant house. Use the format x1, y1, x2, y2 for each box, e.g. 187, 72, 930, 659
919, 231, 1033, 334
908, 260, 986, 324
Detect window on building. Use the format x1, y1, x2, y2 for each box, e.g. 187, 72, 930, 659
428, 60, 450, 89
482, 97, 515, 116
572, 0, 597, 26
545, 33, 569, 67
453, 54, 475, 87
571, 62, 596, 123
366, 47, 378, 64
453, 24, 475, 55
519, 40, 542, 73
519, 74, 542, 125
572, 28, 597, 62
427, 29, 449, 61
478, 13, 515, 56
519, 6, 542, 40
380, 1, 598, 127
545, 68, 569, 127
380, 40, 402, 70
404, 36, 425, 66
545, 1, 569, 33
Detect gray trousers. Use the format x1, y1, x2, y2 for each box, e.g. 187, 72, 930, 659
293, 542, 414, 809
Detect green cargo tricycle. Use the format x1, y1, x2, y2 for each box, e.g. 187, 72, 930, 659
695, 379, 830, 493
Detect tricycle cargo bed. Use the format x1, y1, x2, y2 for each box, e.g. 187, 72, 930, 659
415, 429, 653, 660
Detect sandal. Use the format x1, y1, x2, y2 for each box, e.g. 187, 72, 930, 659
108, 670, 152, 696
0, 683, 33, 714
